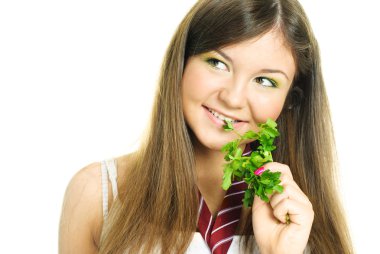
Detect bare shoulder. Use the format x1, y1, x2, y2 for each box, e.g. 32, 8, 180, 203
59, 161, 103, 253
58, 154, 135, 253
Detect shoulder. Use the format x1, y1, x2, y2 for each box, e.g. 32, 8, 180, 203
59, 153, 136, 253
59, 161, 104, 253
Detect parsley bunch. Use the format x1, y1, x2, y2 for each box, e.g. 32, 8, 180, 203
221, 118, 283, 207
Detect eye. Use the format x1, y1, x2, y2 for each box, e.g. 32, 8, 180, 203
205, 58, 229, 71
254, 77, 278, 88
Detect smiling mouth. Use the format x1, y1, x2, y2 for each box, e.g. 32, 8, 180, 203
204, 106, 243, 123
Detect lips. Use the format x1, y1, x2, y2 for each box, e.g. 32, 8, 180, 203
203, 106, 245, 122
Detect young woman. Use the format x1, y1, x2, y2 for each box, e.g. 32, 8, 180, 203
59, 0, 354, 253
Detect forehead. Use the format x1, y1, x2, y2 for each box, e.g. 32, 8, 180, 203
220, 29, 296, 79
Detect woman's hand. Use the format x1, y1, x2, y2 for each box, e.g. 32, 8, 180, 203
251, 162, 314, 254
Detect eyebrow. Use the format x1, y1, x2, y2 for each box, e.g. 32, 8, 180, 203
259, 68, 290, 81
215, 49, 234, 64
214, 49, 290, 81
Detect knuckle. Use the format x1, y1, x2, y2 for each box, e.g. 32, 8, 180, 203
283, 198, 292, 206
263, 162, 279, 171
280, 184, 291, 196
280, 174, 295, 186
282, 165, 293, 178
275, 197, 291, 209
280, 174, 290, 183
266, 162, 293, 178
283, 164, 291, 172
273, 205, 283, 216
282, 182, 294, 193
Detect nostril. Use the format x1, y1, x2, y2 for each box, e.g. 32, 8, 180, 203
219, 90, 246, 110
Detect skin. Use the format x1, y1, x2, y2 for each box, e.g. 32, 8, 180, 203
181, 29, 314, 253
59, 153, 135, 253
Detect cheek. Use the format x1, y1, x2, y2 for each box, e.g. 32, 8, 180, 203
249, 93, 287, 123
182, 74, 204, 102
181, 66, 221, 103
181, 62, 214, 123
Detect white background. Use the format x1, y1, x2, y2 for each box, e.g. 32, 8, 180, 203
0, 1, 379, 253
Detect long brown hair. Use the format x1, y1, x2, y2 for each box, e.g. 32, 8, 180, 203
99, 0, 354, 253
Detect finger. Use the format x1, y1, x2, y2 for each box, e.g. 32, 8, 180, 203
272, 198, 314, 226
260, 162, 305, 201
260, 162, 294, 198
262, 162, 294, 180
252, 193, 277, 223
279, 174, 303, 193
270, 183, 312, 209
252, 189, 270, 211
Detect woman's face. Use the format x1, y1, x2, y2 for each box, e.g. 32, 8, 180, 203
181, 29, 296, 151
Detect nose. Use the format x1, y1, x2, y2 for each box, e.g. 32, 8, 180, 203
218, 77, 247, 109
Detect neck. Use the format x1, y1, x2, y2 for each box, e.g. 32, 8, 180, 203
194, 139, 248, 184
193, 138, 250, 215
194, 141, 225, 185
194, 140, 227, 215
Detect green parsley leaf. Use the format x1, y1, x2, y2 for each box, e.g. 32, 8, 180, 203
222, 164, 234, 190
221, 118, 284, 207
223, 119, 234, 131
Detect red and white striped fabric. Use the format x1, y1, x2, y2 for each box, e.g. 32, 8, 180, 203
197, 180, 247, 254
197, 144, 252, 254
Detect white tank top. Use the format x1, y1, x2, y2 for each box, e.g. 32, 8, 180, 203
101, 158, 118, 220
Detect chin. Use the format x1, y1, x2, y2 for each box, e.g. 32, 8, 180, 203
205, 142, 225, 152
194, 132, 231, 152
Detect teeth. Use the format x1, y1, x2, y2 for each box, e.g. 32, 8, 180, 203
207, 108, 240, 123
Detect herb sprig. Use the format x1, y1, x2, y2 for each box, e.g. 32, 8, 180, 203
221, 118, 283, 207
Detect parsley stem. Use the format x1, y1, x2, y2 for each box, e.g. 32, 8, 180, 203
232, 129, 243, 139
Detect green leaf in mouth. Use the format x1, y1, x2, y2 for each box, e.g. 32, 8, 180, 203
221, 118, 283, 207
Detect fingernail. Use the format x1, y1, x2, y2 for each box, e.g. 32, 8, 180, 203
254, 166, 265, 176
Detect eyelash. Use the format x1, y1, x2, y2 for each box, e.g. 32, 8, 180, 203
254, 77, 278, 88
205, 57, 228, 71
205, 57, 278, 88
